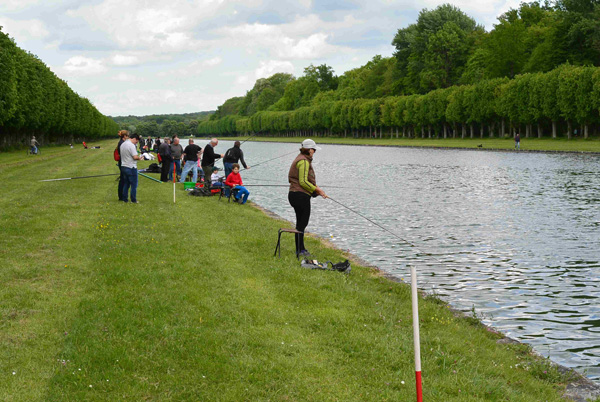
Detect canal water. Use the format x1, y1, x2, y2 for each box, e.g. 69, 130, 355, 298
210, 139, 600, 383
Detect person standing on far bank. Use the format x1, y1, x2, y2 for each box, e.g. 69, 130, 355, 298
201, 138, 224, 182
515, 133, 521, 150
30, 136, 40, 154
288, 139, 328, 257
120, 133, 142, 203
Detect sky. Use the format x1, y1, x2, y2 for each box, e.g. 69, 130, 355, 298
0, 0, 520, 117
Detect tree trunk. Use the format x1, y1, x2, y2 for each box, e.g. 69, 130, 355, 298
428, 125, 431, 139
584, 124, 589, 139
461, 124, 466, 139
537, 124, 542, 139
443, 123, 448, 139
501, 119, 505, 137
480, 125, 484, 138
380, 126, 383, 139
470, 124, 474, 139
396, 127, 399, 139
402, 127, 405, 138
567, 121, 572, 140
421, 127, 425, 138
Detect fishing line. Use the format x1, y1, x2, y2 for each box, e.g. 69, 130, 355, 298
327, 196, 453, 267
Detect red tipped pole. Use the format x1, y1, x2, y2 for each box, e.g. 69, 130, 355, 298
173, 161, 177, 204
411, 265, 423, 402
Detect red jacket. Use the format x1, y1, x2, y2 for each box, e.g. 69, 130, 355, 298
225, 172, 243, 187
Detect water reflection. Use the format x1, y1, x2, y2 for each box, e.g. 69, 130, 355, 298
217, 140, 600, 383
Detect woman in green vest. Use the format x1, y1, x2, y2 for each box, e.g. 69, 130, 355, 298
288, 139, 328, 257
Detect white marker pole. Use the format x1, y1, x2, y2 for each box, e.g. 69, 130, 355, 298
173, 161, 176, 204
411, 265, 423, 402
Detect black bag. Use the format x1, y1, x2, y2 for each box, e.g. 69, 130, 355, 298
188, 187, 212, 197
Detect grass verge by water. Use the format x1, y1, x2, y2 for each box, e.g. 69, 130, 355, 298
0, 140, 580, 400
219, 135, 600, 153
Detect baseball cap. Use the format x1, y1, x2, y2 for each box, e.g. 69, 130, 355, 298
301, 139, 321, 150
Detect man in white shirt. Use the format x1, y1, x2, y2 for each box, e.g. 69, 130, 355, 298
120, 133, 142, 203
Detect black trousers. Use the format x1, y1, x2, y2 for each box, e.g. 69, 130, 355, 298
161, 156, 172, 182
288, 191, 311, 252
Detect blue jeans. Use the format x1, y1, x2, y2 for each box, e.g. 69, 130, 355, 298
234, 186, 249, 204
121, 167, 138, 202
169, 159, 181, 181
30, 146, 38, 154
180, 160, 199, 183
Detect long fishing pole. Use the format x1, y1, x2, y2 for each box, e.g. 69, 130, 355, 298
239, 132, 259, 145
40, 173, 118, 182
240, 184, 350, 188
241, 150, 298, 171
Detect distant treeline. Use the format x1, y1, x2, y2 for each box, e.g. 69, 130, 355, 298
199, 65, 600, 139
111, 112, 213, 139
0, 28, 118, 148
199, 1, 600, 140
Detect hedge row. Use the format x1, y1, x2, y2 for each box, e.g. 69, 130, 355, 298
0, 28, 118, 148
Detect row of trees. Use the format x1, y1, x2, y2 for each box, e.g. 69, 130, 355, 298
204, 2, 600, 140
0, 28, 118, 148
198, 65, 600, 139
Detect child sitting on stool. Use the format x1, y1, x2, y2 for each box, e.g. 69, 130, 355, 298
210, 166, 223, 187
224, 163, 249, 204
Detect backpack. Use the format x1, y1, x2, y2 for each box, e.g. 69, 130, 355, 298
113, 147, 120, 161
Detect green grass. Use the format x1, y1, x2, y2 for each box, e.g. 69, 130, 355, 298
0, 139, 579, 400
216, 135, 600, 153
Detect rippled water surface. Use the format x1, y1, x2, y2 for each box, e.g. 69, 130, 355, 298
216, 140, 600, 382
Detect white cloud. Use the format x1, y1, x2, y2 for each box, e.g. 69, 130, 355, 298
255, 60, 295, 79
63, 56, 107, 75
0, 17, 49, 43
112, 72, 141, 82
110, 54, 140, 66
278, 33, 332, 59
66, 0, 219, 52
203, 57, 222, 67
0, 0, 42, 13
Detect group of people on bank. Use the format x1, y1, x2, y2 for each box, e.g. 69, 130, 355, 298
116, 131, 251, 204
115, 131, 328, 258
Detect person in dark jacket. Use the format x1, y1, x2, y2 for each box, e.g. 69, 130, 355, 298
201, 138, 224, 181
288, 139, 328, 257
117, 130, 129, 201
158, 137, 172, 182
223, 141, 250, 197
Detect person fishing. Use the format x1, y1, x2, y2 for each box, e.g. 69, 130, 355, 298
223, 140, 249, 197
288, 139, 328, 257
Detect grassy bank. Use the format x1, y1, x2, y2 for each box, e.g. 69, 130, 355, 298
0, 140, 581, 401
216, 135, 600, 153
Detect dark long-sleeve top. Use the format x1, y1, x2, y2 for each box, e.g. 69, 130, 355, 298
223, 146, 247, 169
158, 142, 172, 157
201, 144, 221, 167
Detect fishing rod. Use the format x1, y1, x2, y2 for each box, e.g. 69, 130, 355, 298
240, 150, 298, 171
240, 184, 350, 188
239, 132, 259, 145
41, 172, 162, 183
40, 173, 118, 182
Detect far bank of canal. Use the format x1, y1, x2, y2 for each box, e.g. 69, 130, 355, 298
209, 138, 600, 384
